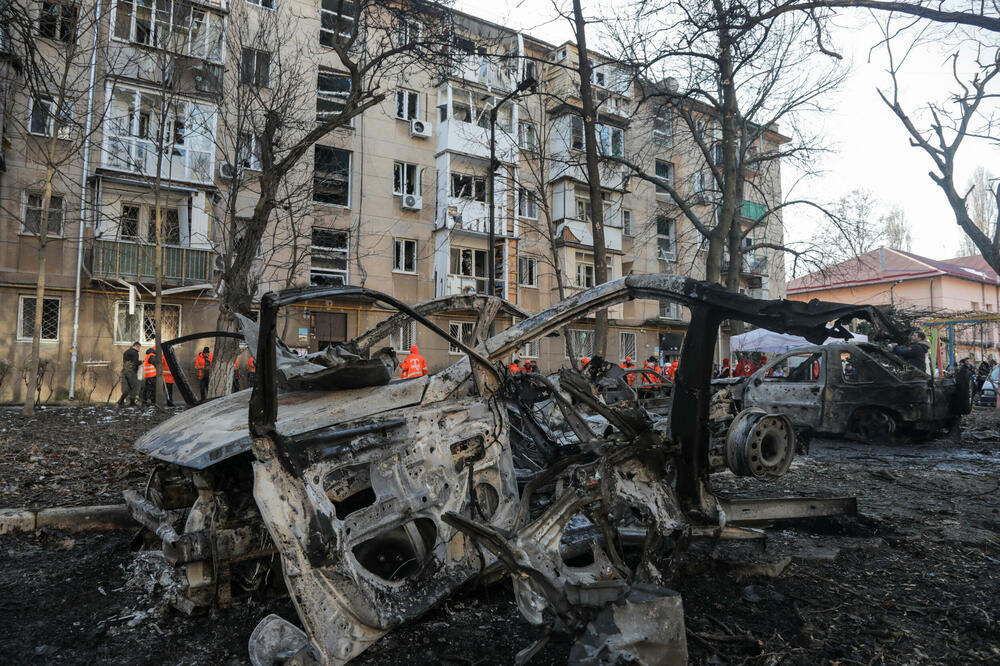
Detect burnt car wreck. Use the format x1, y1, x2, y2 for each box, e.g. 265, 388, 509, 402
127, 275, 907, 664
716, 342, 973, 442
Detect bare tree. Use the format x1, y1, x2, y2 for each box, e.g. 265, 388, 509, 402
2, 0, 113, 414
605, 0, 846, 291
958, 166, 998, 256
882, 204, 912, 252
874, 19, 1000, 273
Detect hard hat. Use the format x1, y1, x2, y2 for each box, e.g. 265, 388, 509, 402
410, 345, 419, 353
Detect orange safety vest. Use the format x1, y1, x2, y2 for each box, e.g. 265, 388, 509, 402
195, 352, 213, 379
234, 358, 240, 377
642, 361, 660, 385
620, 361, 636, 386
162, 363, 174, 384
247, 356, 256, 372
508, 362, 521, 374
142, 352, 157, 379
580, 357, 590, 369
400, 352, 428, 379
668, 361, 679, 381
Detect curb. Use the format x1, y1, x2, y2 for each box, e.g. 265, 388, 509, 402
0, 504, 137, 534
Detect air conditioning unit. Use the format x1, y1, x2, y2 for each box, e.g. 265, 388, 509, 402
401, 194, 423, 211
219, 162, 237, 179
409, 119, 432, 138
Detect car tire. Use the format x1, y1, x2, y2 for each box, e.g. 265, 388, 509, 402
850, 407, 896, 442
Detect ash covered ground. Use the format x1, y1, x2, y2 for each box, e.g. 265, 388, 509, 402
1, 405, 999, 664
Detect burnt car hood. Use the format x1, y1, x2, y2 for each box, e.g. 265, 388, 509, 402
135, 376, 431, 469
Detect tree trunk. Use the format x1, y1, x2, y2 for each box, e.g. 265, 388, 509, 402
23, 165, 56, 415
573, 0, 609, 358
716, 17, 741, 292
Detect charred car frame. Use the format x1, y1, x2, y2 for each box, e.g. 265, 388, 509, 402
127, 275, 906, 664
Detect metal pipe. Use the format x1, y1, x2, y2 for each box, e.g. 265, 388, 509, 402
69, 0, 103, 399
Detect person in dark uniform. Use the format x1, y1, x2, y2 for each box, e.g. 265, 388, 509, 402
893, 330, 929, 372
117, 341, 142, 407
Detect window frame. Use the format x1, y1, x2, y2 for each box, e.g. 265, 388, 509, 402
310, 228, 350, 286
237, 132, 262, 171
394, 89, 420, 121
317, 68, 353, 124
622, 208, 633, 236
656, 215, 676, 261
112, 301, 181, 345
28, 97, 72, 139
517, 187, 538, 219
564, 328, 594, 359
240, 47, 271, 88
519, 120, 537, 151
521, 339, 540, 359
21, 191, 66, 238
112, 0, 224, 63
319, 0, 355, 47
38, 0, 79, 42
393, 161, 420, 196
17, 295, 61, 343
653, 107, 673, 148
518, 256, 538, 287
313, 145, 352, 207
619, 331, 636, 362
392, 237, 417, 274
450, 172, 486, 201
655, 159, 674, 194
390, 320, 417, 354
448, 320, 475, 354
245, 0, 274, 9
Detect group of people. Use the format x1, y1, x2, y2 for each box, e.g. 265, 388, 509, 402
715, 353, 768, 378
117, 343, 255, 408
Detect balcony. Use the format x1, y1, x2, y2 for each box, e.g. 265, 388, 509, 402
104, 134, 213, 184
91, 240, 214, 286
451, 55, 514, 91
445, 274, 488, 296
437, 118, 517, 162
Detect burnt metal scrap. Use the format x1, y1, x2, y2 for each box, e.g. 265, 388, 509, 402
230, 275, 897, 665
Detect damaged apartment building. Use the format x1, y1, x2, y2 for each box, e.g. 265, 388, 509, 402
0, 0, 787, 401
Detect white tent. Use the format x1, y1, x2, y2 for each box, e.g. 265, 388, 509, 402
729, 328, 868, 354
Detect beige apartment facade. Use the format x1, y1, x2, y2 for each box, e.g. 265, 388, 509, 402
0, 0, 787, 402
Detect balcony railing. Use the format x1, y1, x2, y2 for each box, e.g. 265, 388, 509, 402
91, 239, 214, 285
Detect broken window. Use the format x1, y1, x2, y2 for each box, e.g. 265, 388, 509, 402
395, 89, 420, 121
319, 0, 355, 46
317, 69, 351, 122
840, 352, 875, 383
38, 1, 78, 41
114, 302, 180, 344
393, 162, 419, 196
393, 238, 416, 273
310, 228, 349, 286
655, 159, 674, 194
766, 352, 822, 382
314, 145, 351, 205
450, 173, 485, 201
23, 192, 65, 237
240, 48, 271, 88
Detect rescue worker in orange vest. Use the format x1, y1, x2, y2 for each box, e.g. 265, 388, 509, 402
580, 357, 590, 371
642, 356, 661, 386
523, 359, 538, 374
141, 348, 158, 406
162, 357, 176, 407
233, 358, 241, 393
246, 355, 256, 388
508, 358, 521, 374
400, 345, 428, 379
668, 359, 679, 381
195, 347, 213, 401
620, 356, 636, 386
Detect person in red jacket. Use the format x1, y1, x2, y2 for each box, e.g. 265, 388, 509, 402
141, 348, 157, 406
400, 345, 428, 379
247, 355, 256, 387
195, 347, 213, 401
620, 356, 636, 386
161, 359, 176, 407
642, 356, 661, 386
508, 358, 521, 374
580, 357, 591, 371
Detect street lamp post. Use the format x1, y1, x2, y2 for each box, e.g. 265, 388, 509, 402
487, 76, 536, 298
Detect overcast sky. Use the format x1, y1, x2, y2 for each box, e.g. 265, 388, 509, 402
453, 0, 999, 261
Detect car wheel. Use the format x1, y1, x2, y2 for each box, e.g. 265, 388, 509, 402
851, 408, 896, 442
